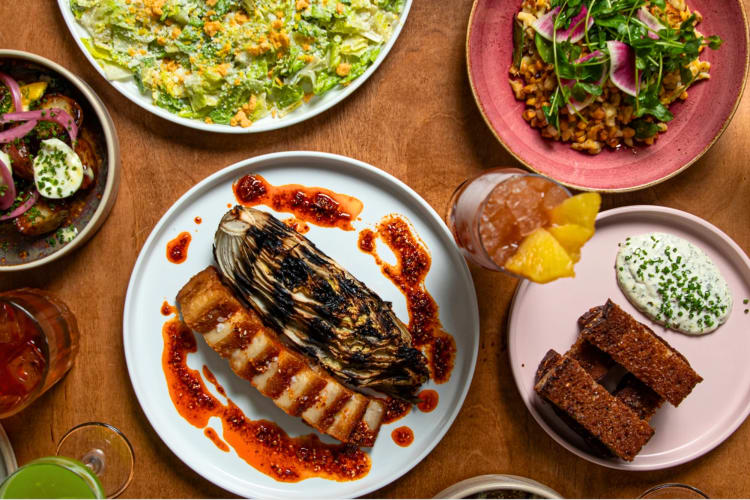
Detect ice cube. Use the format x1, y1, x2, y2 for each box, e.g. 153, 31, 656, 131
6, 342, 45, 394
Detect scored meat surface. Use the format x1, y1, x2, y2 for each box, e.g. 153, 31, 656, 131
176, 266, 385, 447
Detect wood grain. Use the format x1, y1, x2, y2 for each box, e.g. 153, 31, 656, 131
1, 0, 749, 497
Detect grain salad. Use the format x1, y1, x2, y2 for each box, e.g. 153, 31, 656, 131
509, 0, 722, 154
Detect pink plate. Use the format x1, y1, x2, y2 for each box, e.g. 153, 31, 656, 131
466, 0, 749, 192
508, 206, 750, 470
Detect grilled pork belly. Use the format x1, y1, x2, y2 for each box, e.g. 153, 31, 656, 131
176, 266, 385, 447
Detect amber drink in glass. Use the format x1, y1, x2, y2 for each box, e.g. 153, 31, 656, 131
0, 288, 79, 418
447, 168, 570, 273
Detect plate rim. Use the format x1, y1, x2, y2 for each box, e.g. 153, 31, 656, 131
507, 204, 750, 471
465, 0, 750, 193
57, 0, 413, 134
122, 151, 480, 497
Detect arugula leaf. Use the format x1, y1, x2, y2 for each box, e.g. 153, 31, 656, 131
535, 33, 553, 63
514, 21, 526, 67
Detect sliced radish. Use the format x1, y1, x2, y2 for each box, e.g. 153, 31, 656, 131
533, 5, 594, 44
607, 40, 638, 96
637, 6, 663, 40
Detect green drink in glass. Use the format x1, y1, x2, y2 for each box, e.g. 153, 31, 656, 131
0, 457, 104, 499
0, 423, 134, 499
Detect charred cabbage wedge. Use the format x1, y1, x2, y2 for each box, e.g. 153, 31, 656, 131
214, 206, 429, 400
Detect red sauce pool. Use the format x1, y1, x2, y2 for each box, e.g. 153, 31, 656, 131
167, 232, 192, 264
417, 390, 438, 413
204, 428, 229, 452
357, 216, 457, 384
194, 217, 202, 224
161, 318, 370, 482
160, 301, 176, 316
391, 426, 414, 447
232, 173, 363, 231
382, 397, 411, 424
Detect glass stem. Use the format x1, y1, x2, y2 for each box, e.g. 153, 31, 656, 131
81, 448, 105, 475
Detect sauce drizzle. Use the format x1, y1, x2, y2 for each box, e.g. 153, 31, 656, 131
283, 216, 310, 234
160, 301, 176, 316
357, 216, 457, 383
391, 426, 414, 447
167, 232, 192, 264
161, 318, 371, 482
194, 216, 202, 224
382, 397, 411, 424
233, 173, 363, 231
416, 390, 439, 413
204, 428, 230, 452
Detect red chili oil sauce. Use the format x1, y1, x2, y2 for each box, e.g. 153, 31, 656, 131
357, 216, 456, 383
160, 301, 176, 316
417, 390, 438, 413
283, 217, 310, 234
382, 397, 411, 424
161, 318, 371, 482
232, 173, 363, 231
391, 426, 414, 447
166, 232, 192, 264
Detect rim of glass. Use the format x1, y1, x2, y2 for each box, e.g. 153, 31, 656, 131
474, 170, 572, 275
56, 421, 135, 499
0, 456, 105, 498
638, 483, 709, 499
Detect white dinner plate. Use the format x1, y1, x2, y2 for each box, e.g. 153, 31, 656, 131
57, 1, 412, 133
509, 206, 750, 471
123, 152, 479, 497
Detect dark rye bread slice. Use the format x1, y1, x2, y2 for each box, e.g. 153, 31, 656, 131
614, 374, 664, 421
581, 300, 703, 407
535, 350, 654, 461
566, 336, 613, 383
575, 307, 664, 420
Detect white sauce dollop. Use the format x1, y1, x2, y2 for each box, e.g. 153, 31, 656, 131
615, 232, 732, 335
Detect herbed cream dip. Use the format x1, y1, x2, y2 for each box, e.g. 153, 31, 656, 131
615, 232, 732, 335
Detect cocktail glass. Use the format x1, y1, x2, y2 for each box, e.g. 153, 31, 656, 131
446, 168, 570, 274
0, 288, 79, 418
0, 422, 134, 498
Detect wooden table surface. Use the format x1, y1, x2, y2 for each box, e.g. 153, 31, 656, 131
2, 1, 749, 498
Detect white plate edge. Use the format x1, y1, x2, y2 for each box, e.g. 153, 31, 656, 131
56, 0, 413, 134
122, 151, 480, 497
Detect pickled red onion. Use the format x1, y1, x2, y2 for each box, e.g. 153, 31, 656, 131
0, 189, 38, 221
2, 108, 78, 142
0, 157, 16, 211
0, 72, 22, 114
0, 120, 37, 144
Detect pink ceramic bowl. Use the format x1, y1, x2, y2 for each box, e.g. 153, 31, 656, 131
466, 0, 749, 192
